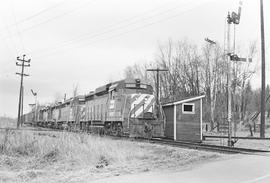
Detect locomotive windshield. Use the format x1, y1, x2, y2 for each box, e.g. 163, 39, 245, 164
125, 83, 153, 95
125, 83, 148, 89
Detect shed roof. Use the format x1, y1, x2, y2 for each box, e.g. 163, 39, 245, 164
162, 95, 205, 107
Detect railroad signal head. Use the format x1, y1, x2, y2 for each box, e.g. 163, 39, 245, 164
231, 12, 240, 24
205, 38, 216, 45
31, 89, 37, 96
229, 54, 240, 61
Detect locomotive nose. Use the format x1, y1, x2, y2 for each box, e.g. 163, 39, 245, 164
130, 94, 155, 118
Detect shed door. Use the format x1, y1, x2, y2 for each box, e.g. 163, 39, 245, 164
163, 106, 174, 139
176, 101, 201, 142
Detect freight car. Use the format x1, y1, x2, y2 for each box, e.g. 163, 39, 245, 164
24, 78, 164, 138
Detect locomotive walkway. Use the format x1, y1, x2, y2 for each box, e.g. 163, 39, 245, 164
90, 154, 270, 183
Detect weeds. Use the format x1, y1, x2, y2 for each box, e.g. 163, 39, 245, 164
0, 130, 148, 168
0, 129, 222, 182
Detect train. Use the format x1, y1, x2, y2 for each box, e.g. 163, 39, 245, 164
23, 78, 164, 138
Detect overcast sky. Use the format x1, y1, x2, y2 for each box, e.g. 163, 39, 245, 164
0, 0, 269, 117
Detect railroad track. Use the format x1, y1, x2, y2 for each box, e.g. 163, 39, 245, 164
0, 127, 63, 132
148, 138, 270, 155
3, 126, 270, 155
113, 136, 270, 155
203, 135, 270, 140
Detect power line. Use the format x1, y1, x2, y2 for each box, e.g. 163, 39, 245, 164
1, 0, 97, 39
0, 0, 68, 36
32, 0, 212, 59
15, 0, 68, 26
0, 13, 19, 56
0, 26, 17, 58
29, 0, 188, 56
10, 0, 26, 53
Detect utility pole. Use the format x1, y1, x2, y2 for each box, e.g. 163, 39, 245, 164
16, 54, 31, 128
21, 86, 24, 126
260, 0, 266, 138
146, 68, 168, 118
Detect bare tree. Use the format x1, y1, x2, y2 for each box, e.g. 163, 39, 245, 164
232, 41, 257, 121
155, 39, 202, 103
201, 43, 226, 130
123, 38, 261, 136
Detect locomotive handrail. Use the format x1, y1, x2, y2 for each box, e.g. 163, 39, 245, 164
122, 94, 128, 122
127, 103, 136, 130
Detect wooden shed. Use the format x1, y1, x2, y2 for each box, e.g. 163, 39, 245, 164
162, 95, 205, 142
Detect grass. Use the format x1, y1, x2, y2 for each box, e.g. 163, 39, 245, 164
0, 130, 224, 183
0, 130, 147, 167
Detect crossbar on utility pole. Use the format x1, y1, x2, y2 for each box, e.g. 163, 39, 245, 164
16, 54, 31, 128
146, 68, 168, 118
260, 0, 266, 138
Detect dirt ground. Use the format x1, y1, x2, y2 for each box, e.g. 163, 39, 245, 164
87, 153, 270, 183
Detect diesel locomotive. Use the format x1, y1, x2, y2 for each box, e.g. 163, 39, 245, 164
23, 79, 164, 138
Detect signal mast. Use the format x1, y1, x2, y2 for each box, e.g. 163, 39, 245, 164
226, 1, 242, 147
31, 89, 38, 122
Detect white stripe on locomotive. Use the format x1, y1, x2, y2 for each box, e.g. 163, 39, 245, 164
130, 94, 147, 111
130, 95, 154, 117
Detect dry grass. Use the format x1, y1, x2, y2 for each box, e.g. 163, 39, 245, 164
0, 130, 224, 183
0, 130, 147, 167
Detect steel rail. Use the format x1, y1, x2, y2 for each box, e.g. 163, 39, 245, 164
149, 138, 270, 154
203, 135, 270, 140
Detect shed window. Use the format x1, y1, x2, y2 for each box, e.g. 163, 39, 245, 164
182, 103, 195, 114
